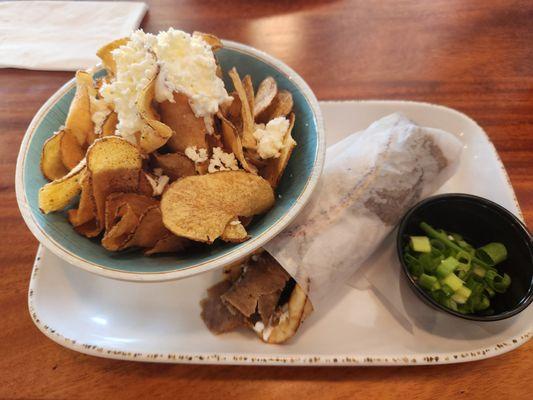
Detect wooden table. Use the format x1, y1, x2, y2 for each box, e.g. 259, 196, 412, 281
1, 0, 531, 398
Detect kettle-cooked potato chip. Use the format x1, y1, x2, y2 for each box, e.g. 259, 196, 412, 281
67, 170, 96, 228
223, 91, 242, 128
73, 220, 101, 238
126, 206, 168, 249
228, 68, 256, 149
64, 71, 95, 148
101, 112, 118, 136
60, 128, 86, 170
97, 37, 129, 76
242, 75, 254, 117
263, 113, 296, 188
39, 160, 85, 213
253, 77, 277, 118
144, 234, 190, 255
40, 129, 68, 181
86, 137, 143, 226
104, 193, 158, 231
161, 92, 207, 153
102, 203, 139, 251
218, 113, 256, 174
67, 158, 100, 238
102, 193, 158, 251
161, 171, 274, 243
221, 220, 249, 243
137, 77, 174, 154
193, 31, 223, 51
153, 152, 196, 181
138, 172, 157, 197
256, 90, 293, 124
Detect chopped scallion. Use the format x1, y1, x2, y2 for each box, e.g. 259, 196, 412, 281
404, 222, 511, 315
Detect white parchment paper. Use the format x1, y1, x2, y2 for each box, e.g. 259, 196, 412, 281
265, 113, 463, 307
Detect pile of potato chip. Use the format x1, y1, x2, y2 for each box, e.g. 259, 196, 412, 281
38, 32, 296, 255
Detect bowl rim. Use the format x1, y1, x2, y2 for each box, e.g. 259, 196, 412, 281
397, 193, 533, 321
15, 40, 326, 282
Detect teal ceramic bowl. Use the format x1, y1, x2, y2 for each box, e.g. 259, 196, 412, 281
16, 41, 325, 281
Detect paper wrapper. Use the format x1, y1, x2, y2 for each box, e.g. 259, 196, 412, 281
264, 112, 463, 307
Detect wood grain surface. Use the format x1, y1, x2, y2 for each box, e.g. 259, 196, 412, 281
0, 0, 532, 399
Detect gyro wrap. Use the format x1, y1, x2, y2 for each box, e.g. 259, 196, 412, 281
265, 113, 463, 306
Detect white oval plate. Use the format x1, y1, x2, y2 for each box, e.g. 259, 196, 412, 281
28, 100, 532, 365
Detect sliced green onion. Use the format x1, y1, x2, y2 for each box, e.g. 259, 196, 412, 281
447, 299, 458, 311
456, 266, 471, 281
472, 264, 486, 278
441, 284, 455, 297
451, 286, 472, 304
442, 273, 464, 291
474, 295, 490, 311
436, 257, 459, 279
406, 223, 511, 315
408, 262, 424, 278
410, 236, 431, 253
465, 279, 484, 297
492, 273, 511, 293
484, 269, 509, 292
419, 274, 438, 290
418, 253, 442, 274
456, 251, 472, 266
485, 286, 496, 298
419, 222, 489, 267
430, 239, 446, 253
476, 242, 507, 266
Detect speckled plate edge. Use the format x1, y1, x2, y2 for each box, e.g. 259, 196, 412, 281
27, 100, 532, 366
28, 245, 531, 366
15, 40, 326, 282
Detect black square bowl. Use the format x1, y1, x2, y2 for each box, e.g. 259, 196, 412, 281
397, 193, 533, 321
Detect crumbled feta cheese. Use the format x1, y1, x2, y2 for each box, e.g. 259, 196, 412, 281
253, 321, 265, 334
153, 28, 232, 120
208, 147, 239, 173
89, 95, 111, 135
184, 146, 208, 163
100, 30, 158, 143
144, 172, 169, 196
99, 28, 232, 145
262, 325, 273, 341
253, 117, 291, 159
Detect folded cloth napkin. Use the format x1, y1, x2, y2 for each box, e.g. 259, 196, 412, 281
0, 1, 147, 71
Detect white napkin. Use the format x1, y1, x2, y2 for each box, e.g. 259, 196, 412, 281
0, 1, 147, 71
